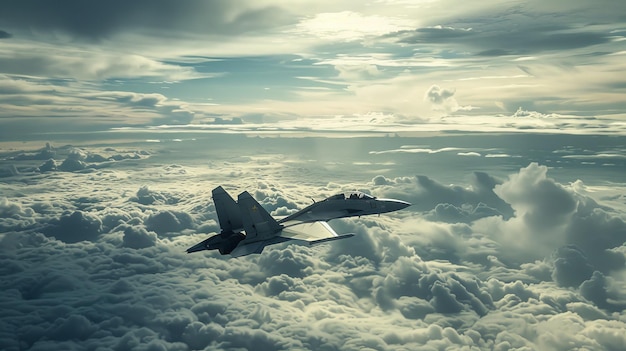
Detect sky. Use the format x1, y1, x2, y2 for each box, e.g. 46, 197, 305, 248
1, 1, 626, 350
1, 0, 626, 135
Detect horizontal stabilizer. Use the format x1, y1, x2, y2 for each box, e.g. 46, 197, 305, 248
230, 241, 266, 257
230, 236, 291, 257
187, 238, 211, 253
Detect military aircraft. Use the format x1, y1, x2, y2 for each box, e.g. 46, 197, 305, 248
186, 186, 411, 257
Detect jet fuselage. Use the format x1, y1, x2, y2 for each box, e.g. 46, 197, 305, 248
279, 192, 411, 224
187, 189, 410, 257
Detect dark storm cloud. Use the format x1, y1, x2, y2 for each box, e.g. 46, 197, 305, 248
566, 204, 626, 272
578, 271, 626, 312
552, 246, 594, 287
391, 6, 615, 56
0, 0, 295, 40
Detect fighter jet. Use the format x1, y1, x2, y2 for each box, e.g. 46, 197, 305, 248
186, 186, 411, 257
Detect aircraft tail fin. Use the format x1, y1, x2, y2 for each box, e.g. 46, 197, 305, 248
212, 186, 243, 234
237, 191, 283, 241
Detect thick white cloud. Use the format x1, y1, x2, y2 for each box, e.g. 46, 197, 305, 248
468, 165, 587, 262
1, 135, 625, 351
294, 11, 414, 41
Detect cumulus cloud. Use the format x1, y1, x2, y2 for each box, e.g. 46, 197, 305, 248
257, 248, 316, 278
122, 225, 157, 249
145, 210, 195, 236
37, 159, 57, 172
495, 162, 577, 229
501, 165, 623, 277
58, 149, 87, 172
43, 210, 103, 243
511, 107, 558, 118
0, 197, 37, 232
424, 85, 474, 114
371, 162, 626, 298
552, 246, 595, 287
425, 85, 456, 105
131, 186, 171, 205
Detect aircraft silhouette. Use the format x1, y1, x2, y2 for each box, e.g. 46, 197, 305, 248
187, 186, 410, 257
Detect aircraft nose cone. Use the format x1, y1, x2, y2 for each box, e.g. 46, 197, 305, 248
381, 199, 411, 212
392, 200, 411, 210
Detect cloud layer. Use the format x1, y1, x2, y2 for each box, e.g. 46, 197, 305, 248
1, 134, 625, 350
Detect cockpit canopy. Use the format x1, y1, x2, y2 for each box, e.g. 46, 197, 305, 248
327, 191, 376, 201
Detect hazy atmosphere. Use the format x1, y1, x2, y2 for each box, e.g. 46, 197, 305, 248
1, 1, 625, 350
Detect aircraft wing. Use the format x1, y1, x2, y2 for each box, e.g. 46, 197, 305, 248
280, 220, 354, 245
228, 221, 352, 257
